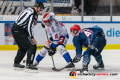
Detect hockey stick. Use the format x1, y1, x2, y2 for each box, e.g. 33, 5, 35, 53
52, 55, 84, 71
52, 64, 70, 71
45, 30, 56, 69
45, 30, 65, 71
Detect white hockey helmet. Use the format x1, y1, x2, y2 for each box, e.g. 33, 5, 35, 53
42, 12, 55, 23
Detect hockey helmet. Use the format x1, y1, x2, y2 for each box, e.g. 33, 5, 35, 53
70, 24, 81, 32
34, 2, 44, 11
42, 12, 55, 23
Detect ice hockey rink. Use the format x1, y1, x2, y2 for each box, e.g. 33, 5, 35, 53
0, 50, 120, 80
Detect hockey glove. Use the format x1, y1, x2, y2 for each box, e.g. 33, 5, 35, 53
49, 37, 53, 41
48, 47, 56, 56
41, 23, 45, 28
73, 56, 80, 63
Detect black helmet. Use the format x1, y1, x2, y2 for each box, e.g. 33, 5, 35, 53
34, 2, 44, 11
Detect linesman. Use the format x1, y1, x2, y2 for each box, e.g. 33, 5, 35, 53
11, 2, 44, 72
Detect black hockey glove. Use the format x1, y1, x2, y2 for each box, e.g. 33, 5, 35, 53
73, 56, 80, 63
41, 23, 45, 28
48, 47, 56, 56
49, 37, 53, 41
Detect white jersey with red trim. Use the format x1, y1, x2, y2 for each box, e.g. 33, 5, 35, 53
45, 18, 68, 44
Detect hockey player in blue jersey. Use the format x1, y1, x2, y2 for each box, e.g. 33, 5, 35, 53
70, 25, 106, 73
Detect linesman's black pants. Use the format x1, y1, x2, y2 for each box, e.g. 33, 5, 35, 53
11, 24, 37, 64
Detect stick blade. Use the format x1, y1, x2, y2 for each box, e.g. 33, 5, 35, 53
52, 67, 61, 71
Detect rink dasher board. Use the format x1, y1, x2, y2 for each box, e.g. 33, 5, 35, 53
0, 44, 120, 50
0, 19, 120, 50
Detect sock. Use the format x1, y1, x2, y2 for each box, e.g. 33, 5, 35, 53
82, 50, 92, 66
33, 61, 39, 65
82, 56, 90, 67
63, 52, 72, 63
33, 54, 44, 66
36, 54, 44, 63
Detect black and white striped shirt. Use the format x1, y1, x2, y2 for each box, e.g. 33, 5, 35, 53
15, 8, 38, 39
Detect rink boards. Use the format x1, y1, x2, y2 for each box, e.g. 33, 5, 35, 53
0, 16, 120, 50
0, 44, 120, 50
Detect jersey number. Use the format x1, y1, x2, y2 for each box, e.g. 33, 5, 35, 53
55, 34, 58, 39
83, 29, 93, 37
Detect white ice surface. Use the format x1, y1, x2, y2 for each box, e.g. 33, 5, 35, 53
0, 50, 120, 80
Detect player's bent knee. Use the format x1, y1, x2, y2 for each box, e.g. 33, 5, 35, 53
93, 54, 101, 59
58, 45, 67, 55
83, 50, 92, 56
87, 45, 98, 54
38, 47, 48, 57
39, 51, 46, 57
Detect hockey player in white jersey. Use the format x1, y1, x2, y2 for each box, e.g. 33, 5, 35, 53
33, 12, 75, 69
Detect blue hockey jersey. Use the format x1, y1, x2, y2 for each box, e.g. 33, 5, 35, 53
72, 27, 104, 58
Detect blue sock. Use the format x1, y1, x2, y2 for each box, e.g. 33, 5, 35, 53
83, 56, 90, 66
82, 50, 92, 66
63, 52, 71, 63
36, 54, 44, 62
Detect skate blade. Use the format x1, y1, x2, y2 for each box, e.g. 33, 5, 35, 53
67, 67, 76, 71
83, 71, 88, 74
94, 68, 105, 70
13, 67, 25, 70
25, 68, 38, 73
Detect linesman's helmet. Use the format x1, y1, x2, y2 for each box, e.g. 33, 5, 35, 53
34, 2, 44, 11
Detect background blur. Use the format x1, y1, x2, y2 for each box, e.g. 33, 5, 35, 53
0, 0, 120, 16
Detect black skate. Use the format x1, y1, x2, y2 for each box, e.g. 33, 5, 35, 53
93, 61, 104, 70
13, 63, 25, 70
33, 61, 39, 67
66, 62, 75, 71
76, 65, 88, 74
25, 64, 38, 73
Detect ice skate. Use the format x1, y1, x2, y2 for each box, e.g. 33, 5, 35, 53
66, 62, 75, 71
13, 63, 25, 70
25, 64, 38, 73
93, 61, 105, 70
76, 65, 88, 74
